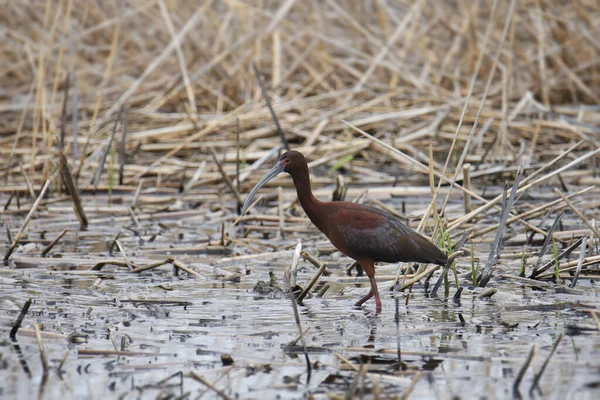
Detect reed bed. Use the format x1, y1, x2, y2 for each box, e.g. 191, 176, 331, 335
1, 1, 599, 399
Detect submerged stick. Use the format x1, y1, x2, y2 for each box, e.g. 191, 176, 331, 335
513, 344, 535, 398
395, 297, 401, 364
130, 258, 174, 273
296, 257, 328, 304
4, 179, 51, 265
397, 265, 440, 291
172, 260, 206, 279
41, 228, 68, 257
10, 298, 33, 340
301, 251, 332, 275
284, 262, 312, 384
529, 333, 563, 394
5, 221, 12, 244
289, 242, 302, 287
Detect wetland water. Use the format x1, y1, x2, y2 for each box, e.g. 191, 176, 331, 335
1, 191, 599, 399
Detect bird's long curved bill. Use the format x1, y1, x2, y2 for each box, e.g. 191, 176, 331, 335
241, 163, 284, 215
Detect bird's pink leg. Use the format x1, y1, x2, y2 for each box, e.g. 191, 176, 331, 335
370, 276, 382, 313
354, 260, 381, 313
354, 288, 373, 307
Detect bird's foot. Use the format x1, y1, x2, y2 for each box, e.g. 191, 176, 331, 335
374, 295, 382, 316
354, 290, 374, 307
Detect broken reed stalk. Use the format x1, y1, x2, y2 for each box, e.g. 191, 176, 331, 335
300, 250, 332, 275
589, 311, 600, 331
2, 4, 600, 398
449, 143, 597, 232
130, 258, 174, 273
462, 163, 471, 213
277, 186, 285, 239
535, 254, 600, 279
57, 351, 69, 378
41, 228, 68, 257
479, 165, 523, 287
189, 372, 232, 400
91, 107, 121, 190
470, 186, 594, 239
395, 296, 401, 364
20, 165, 37, 200
236, 118, 241, 213
288, 242, 302, 287
397, 265, 440, 291
334, 352, 359, 372
343, 120, 547, 238
5, 221, 12, 244
114, 240, 134, 271
59, 72, 70, 151
70, 70, 79, 163
513, 344, 535, 398
209, 146, 243, 207
554, 188, 600, 238
3, 191, 15, 211
400, 372, 422, 400
118, 106, 129, 185
534, 235, 583, 279
34, 323, 50, 377
172, 260, 205, 279
78, 349, 162, 356
59, 152, 88, 230
252, 62, 289, 151
285, 327, 310, 351
3, 179, 51, 265
437, 0, 513, 215
284, 263, 312, 384
10, 298, 33, 340
530, 214, 562, 279
296, 257, 328, 304
529, 333, 563, 394
346, 362, 369, 398
570, 235, 588, 288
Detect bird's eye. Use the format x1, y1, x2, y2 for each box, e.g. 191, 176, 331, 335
285, 158, 290, 164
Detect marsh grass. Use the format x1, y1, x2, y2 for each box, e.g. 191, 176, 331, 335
1, 1, 599, 398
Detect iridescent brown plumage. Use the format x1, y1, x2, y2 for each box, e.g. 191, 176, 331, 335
242, 150, 448, 313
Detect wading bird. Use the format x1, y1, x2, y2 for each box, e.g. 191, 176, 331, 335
241, 150, 448, 313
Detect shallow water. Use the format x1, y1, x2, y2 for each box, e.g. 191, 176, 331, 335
1, 190, 599, 399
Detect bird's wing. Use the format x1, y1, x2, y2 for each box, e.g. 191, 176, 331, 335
329, 205, 446, 264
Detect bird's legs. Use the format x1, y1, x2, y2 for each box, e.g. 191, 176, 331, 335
353, 260, 381, 313
354, 288, 373, 307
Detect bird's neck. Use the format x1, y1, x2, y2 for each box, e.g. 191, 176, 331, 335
291, 166, 325, 231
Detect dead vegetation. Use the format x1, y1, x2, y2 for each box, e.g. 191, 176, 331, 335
1, 1, 599, 398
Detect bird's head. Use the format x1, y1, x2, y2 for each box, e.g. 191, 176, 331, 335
241, 149, 307, 215
277, 150, 306, 174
